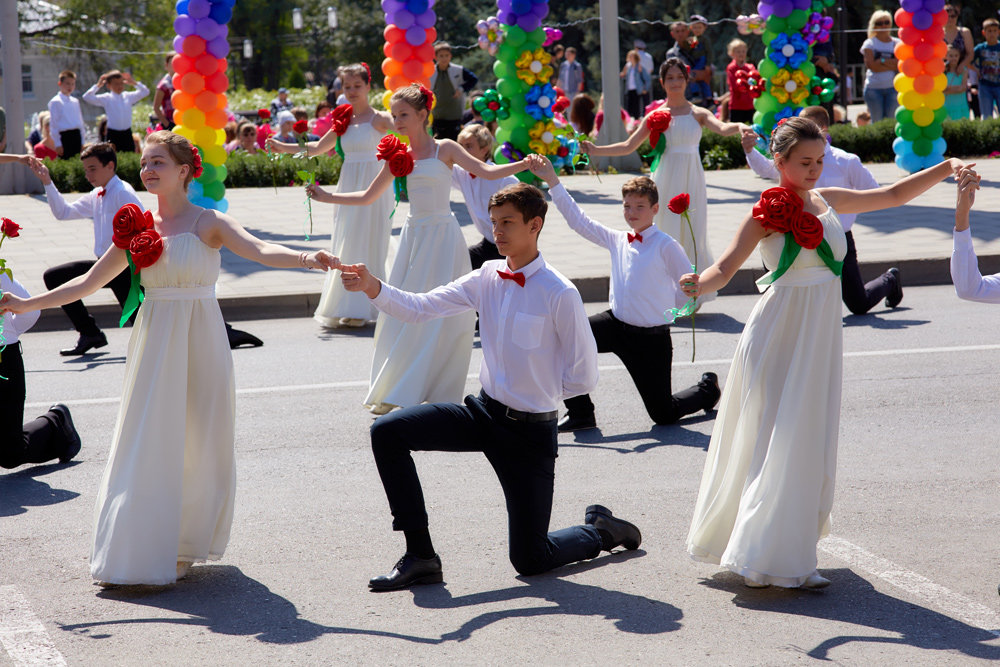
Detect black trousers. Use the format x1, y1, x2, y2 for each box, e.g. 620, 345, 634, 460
0, 344, 67, 469
842, 230, 896, 315
729, 108, 755, 123
58, 130, 82, 159
370, 391, 603, 576
106, 128, 135, 154
43, 261, 132, 335
565, 310, 710, 425
432, 118, 462, 141
469, 237, 503, 270
624, 90, 642, 119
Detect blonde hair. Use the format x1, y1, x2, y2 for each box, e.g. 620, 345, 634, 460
145, 130, 198, 189
867, 10, 893, 38
626, 49, 640, 65
727, 38, 747, 56
769, 116, 824, 158
391, 84, 432, 126
457, 124, 494, 151
38, 110, 51, 129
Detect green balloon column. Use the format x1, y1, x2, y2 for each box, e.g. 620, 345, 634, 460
752, 0, 836, 141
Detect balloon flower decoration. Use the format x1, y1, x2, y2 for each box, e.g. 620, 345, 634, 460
736, 14, 767, 35
381, 0, 437, 109
472, 89, 511, 123
477, 16, 503, 56
171, 0, 235, 213
734, 65, 766, 99
542, 26, 562, 47
892, 0, 949, 173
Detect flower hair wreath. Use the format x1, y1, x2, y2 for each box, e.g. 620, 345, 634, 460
361, 62, 371, 81
417, 84, 434, 112
190, 144, 203, 178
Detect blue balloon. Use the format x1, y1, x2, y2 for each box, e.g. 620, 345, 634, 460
931, 137, 946, 155
208, 2, 232, 23
511, 0, 532, 14
189, 181, 204, 198
216, 198, 229, 214
897, 150, 923, 173
176, 0, 189, 14
891, 136, 906, 155
405, 0, 428, 14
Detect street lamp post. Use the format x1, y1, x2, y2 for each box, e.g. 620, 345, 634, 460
293, 7, 337, 85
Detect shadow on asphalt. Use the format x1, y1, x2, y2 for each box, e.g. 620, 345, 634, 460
842, 306, 930, 329
0, 461, 81, 518
560, 416, 713, 453
679, 311, 746, 335
699, 568, 1000, 661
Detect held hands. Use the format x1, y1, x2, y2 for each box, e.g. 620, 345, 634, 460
740, 128, 758, 154
678, 272, 702, 298
340, 263, 381, 298
304, 249, 341, 272
954, 167, 981, 231
29, 159, 52, 185
525, 153, 558, 186
0, 293, 28, 315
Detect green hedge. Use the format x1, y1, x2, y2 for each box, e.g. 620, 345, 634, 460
46, 151, 343, 193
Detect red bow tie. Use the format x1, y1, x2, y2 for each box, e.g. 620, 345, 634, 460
497, 269, 525, 287
470, 173, 477, 179
97, 189, 106, 198
627, 232, 643, 243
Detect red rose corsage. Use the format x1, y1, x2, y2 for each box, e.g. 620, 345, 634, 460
752, 187, 822, 249
330, 103, 354, 136
190, 145, 203, 179
417, 84, 434, 112
645, 108, 672, 148
387, 151, 414, 178
128, 229, 164, 272
113, 203, 164, 326
376, 135, 405, 160
112, 203, 154, 249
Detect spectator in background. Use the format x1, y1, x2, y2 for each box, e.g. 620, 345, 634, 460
687, 15, 714, 107
634, 39, 655, 107
558, 47, 585, 95
855, 110, 872, 126
972, 17, 1000, 119
227, 120, 259, 154
82, 70, 149, 154
272, 110, 297, 143
943, 4, 975, 76
666, 24, 695, 81
860, 10, 901, 121
429, 42, 479, 141
291, 107, 320, 141
48, 70, 86, 159
621, 49, 650, 119
726, 39, 755, 123
270, 88, 294, 118
223, 120, 239, 146
569, 93, 596, 136
944, 45, 971, 119
25, 113, 42, 153
153, 53, 176, 130
327, 72, 343, 106
33, 112, 58, 160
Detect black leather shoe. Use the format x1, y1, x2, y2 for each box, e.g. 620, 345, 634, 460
884, 267, 903, 308
48, 404, 82, 463
557, 413, 597, 432
60, 332, 108, 356
368, 553, 443, 592
226, 324, 263, 349
700, 372, 722, 412
585, 504, 642, 551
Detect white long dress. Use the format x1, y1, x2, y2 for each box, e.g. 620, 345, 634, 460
91, 233, 236, 585
686, 200, 847, 588
314, 120, 393, 325
652, 112, 716, 303
364, 147, 475, 409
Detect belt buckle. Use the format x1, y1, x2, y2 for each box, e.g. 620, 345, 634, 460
504, 406, 519, 421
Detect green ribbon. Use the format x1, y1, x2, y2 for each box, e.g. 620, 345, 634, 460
393, 175, 408, 202
335, 135, 345, 159
755, 233, 843, 289
646, 135, 666, 172
119, 253, 143, 327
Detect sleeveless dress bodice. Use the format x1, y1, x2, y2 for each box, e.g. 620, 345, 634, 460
405, 158, 455, 223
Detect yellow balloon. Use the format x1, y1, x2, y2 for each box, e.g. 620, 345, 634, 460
912, 106, 934, 126
215, 129, 226, 146
900, 89, 924, 110
932, 74, 948, 92
182, 108, 205, 130
204, 145, 227, 166
382, 91, 393, 111
925, 90, 945, 109
194, 127, 216, 147
893, 73, 913, 93
174, 124, 196, 141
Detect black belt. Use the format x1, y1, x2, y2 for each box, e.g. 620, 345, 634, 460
481, 392, 558, 423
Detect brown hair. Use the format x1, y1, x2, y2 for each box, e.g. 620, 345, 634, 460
58, 70, 76, 82
80, 142, 118, 168
489, 183, 548, 228
315, 101, 332, 117
569, 93, 596, 136
984, 18, 999, 29
769, 116, 825, 158
799, 105, 830, 129
105, 69, 123, 83
339, 63, 371, 85
236, 120, 256, 138
621, 176, 658, 206
391, 84, 431, 125
659, 57, 690, 83
291, 106, 309, 121
457, 124, 494, 150
433, 41, 452, 55
145, 130, 198, 189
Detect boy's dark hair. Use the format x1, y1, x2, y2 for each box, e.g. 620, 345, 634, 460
621, 176, 658, 206
105, 69, 123, 83
983, 18, 999, 29
434, 41, 452, 55
291, 107, 309, 121
80, 142, 118, 168
58, 70, 76, 82
489, 182, 548, 228
799, 105, 830, 129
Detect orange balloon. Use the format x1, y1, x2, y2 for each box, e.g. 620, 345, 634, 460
173, 109, 184, 126
181, 71, 205, 95
383, 57, 403, 77
900, 58, 923, 77
895, 42, 914, 60
932, 42, 947, 59
205, 108, 228, 129
386, 74, 407, 90
923, 58, 945, 76
384, 25, 404, 43
401, 58, 423, 80
421, 61, 434, 78
195, 90, 218, 113
913, 74, 934, 95
171, 90, 195, 111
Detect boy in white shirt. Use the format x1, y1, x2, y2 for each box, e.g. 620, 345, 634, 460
527, 155, 721, 431
341, 182, 642, 591
82, 70, 149, 154
47, 70, 87, 159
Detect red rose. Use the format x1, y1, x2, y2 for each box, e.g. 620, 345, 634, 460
129, 230, 163, 272
112, 204, 152, 249
330, 103, 353, 136
790, 211, 824, 249
1, 217, 21, 238
376, 135, 405, 161
258, 108, 271, 120
752, 187, 804, 234
645, 108, 672, 147
387, 151, 414, 178
667, 193, 690, 215
293, 119, 309, 134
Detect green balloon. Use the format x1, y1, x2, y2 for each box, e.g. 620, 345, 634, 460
497, 77, 522, 99
204, 180, 225, 200
800, 61, 816, 80
760, 110, 776, 131
756, 92, 780, 114
753, 110, 764, 127
511, 125, 530, 147
820, 90, 835, 103
493, 61, 508, 80
525, 27, 545, 49
199, 163, 217, 183
495, 126, 512, 145
506, 26, 526, 47
473, 97, 487, 112
759, 59, 778, 80
216, 164, 227, 183
496, 108, 511, 121
899, 123, 920, 141
497, 42, 518, 62
761, 29, 780, 45
493, 146, 508, 165
766, 16, 788, 34
895, 107, 913, 125
912, 137, 932, 156
788, 9, 808, 31
922, 122, 943, 140
933, 106, 948, 123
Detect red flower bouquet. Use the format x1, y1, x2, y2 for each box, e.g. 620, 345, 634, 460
645, 109, 672, 149
330, 104, 354, 136
113, 204, 163, 326
377, 135, 405, 160
752, 187, 842, 288
387, 151, 415, 178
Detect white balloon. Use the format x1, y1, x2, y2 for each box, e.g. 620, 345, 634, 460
530, 61, 542, 73
538, 95, 551, 107
785, 80, 797, 92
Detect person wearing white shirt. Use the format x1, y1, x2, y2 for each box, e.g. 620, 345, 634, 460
635, 39, 655, 110
0, 275, 82, 469
454, 125, 520, 268
47, 70, 87, 159
741, 106, 903, 314
529, 158, 721, 431
340, 182, 642, 591
950, 166, 994, 301
82, 70, 149, 154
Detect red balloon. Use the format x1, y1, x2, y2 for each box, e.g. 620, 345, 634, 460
383, 42, 392, 58
894, 8, 912, 28
414, 43, 434, 61
913, 74, 934, 94
391, 41, 413, 61
384, 25, 404, 44
181, 35, 206, 58
424, 27, 436, 44
172, 54, 196, 77
401, 58, 423, 80
195, 54, 218, 76
205, 71, 228, 94
913, 42, 934, 61
171, 73, 183, 91
898, 26, 922, 45
931, 9, 948, 26
206, 108, 228, 129
195, 90, 218, 112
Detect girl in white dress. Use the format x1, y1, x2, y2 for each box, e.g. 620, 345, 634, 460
679, 117, 969, 590
0, 131, 338, 586
268, 63, 394, 327
583, 57, 749, 303
306, 84, 530, 414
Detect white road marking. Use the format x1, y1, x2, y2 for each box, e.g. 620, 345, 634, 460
0, 586, 67, 666
820, 536, 1000, 637
25, 342, 1000, 410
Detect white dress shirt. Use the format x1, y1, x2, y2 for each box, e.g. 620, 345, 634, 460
951, 228, 1000, 303
1, 275, 41, 344
43, 175, 143, 257
744, 143, 880, 232
47, 92, 86, 148
451, 163, 520, 242
82, 82, 149, 130
371, 253, 599, 412
550, 184, 691, 327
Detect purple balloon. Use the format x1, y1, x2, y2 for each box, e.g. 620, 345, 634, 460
381, 0, 405, 12
772, 0, 793, 17
404, 25, 426, 46
900, 0, 922, 12
187, 0, 210, 19
757, 1, 773, 19
793, 0, 810, 9
496, 0, 512, 10
195, 17, 220, 40
172, 35, 185, 53
531, 2, 548, 18
394, 9, 415, 28
498, 9, 517, 24
174, 14, 196, 37
217, 24, 229, 39
511, 0, 531, 14
415, 10, 436, 28
519, 14, 541, 32
912, 9, 933, 29
207, 35, 229, 58
208, 2, 231, 23
922, 0, 944, 13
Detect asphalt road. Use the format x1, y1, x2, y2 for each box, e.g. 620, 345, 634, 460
3, 285, 1000, 665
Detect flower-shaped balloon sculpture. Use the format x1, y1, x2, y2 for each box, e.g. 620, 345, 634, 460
472, 89, 511, 123
768, 33, 810, 69
810, 0, 835, 10
543, 26, 562, 47
741, 13, 766, 35
770, 68, 811, 105
516, 48, 554, 86
806, 75, 836, 105
476, 16, 503, 56
528, 120, 560, 155
801, 12, 834, 46
774, 105, 799, 124
549, 134, 578, 171
734, 65, 766, 98
525, 83, 557, 120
